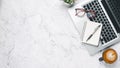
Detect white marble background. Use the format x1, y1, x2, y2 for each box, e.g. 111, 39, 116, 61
0, 0, 120, 68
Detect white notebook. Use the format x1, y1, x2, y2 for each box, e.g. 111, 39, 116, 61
82, 21, 102, 46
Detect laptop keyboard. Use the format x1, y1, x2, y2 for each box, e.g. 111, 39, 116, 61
83, 0, 117, 45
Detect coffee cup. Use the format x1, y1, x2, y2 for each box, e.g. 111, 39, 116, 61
99, 48, 118, 64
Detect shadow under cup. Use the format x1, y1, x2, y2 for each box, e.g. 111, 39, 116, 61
99, 48, 118, 64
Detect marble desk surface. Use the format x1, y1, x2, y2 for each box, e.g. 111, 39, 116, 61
0, 0, 120, 68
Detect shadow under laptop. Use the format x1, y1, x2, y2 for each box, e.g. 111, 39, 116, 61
0, 0, 2, 10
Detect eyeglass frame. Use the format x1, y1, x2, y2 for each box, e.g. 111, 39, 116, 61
75, 8, 96, 18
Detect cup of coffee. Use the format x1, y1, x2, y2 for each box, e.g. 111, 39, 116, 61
99, 48, 118, 64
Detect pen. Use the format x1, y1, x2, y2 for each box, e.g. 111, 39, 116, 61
86, 25, 101, 41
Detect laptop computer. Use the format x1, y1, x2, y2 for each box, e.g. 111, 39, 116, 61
68, 0, 120, 55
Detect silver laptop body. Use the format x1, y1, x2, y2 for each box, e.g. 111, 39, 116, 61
69, 0, 120, 55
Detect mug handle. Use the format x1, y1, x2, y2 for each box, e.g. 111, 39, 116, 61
99, 57, 104, 62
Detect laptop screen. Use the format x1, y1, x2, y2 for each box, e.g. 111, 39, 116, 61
102, 0, 120, 32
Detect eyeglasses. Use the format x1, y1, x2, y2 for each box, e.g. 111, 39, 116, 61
75, 8, 96, 18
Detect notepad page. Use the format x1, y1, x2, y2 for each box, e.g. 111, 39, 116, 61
82, 21, 102, 46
